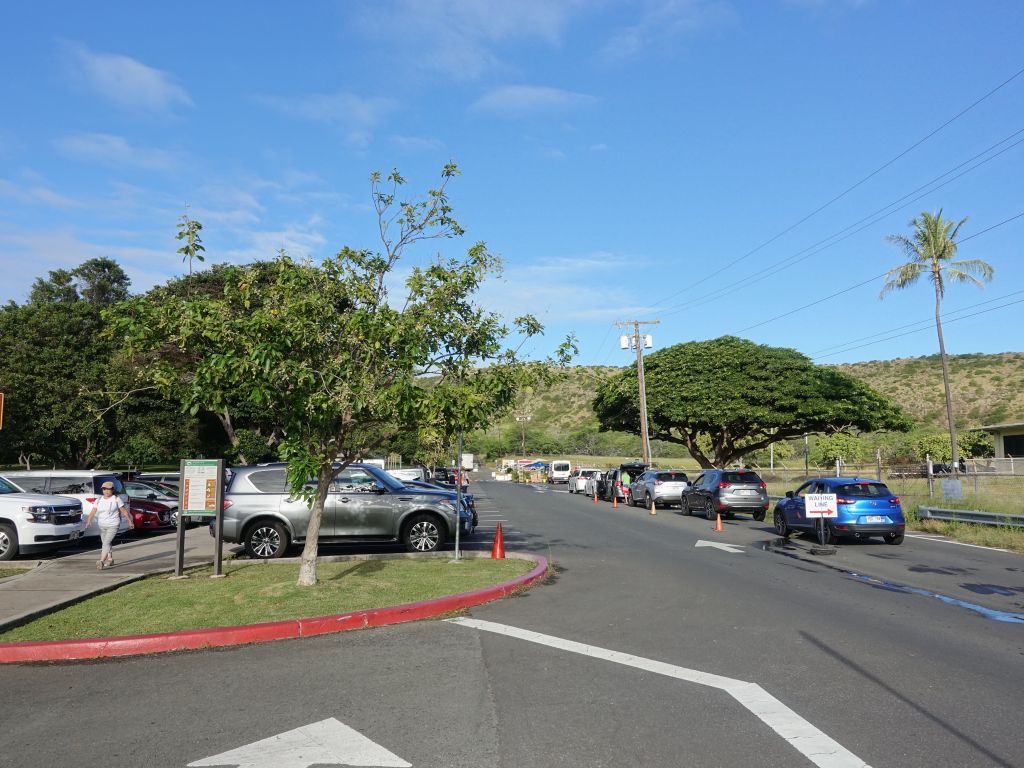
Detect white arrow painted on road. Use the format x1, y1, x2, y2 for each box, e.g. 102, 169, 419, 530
695, 540, 744, 554
188, 718, 411, 768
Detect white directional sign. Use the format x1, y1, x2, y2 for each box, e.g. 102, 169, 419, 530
805, 493, 838, 518
188, 718, 411, 768
695, 540, 744, 554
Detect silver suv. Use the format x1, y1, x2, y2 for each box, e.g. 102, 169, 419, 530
221, 463, 474, 559
626, 470, 690, 510
681, 468, 769, 521
0, 476, 84, 560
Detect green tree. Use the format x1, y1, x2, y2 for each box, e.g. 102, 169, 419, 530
812, 433, 866, 465
114, 166, 574, 586
594, 336, 910, 468
881, 210, 994, 472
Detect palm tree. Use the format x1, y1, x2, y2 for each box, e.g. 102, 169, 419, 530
881, 210, 994, 472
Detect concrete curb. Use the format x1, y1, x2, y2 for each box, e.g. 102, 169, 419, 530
0, 552, 548, 664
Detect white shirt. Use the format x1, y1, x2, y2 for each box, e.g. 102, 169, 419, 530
93, 495, 125, 527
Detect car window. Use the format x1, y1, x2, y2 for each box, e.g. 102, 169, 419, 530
50, 476, 92, 494
8, 476, 48, 493
796, 482, 814, 497
334, 468, 380, 492
723, 471, 761, 484
581, 470, 598, 478
836, 482, 893, 498
693, 474, 704, 488
247, 469, 289, 493
0, 477, 17, 494
657, 472, 689, 482
90, 476, 124, 494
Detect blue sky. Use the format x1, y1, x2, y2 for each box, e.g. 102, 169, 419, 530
1, 0, 1021, 367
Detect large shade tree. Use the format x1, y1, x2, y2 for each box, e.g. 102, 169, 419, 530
881, 210, 993, 473
593, 336, 910, 468
113, 166, 574, 586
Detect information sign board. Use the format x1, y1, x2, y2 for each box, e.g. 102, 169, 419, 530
805, 493, 838, 518
181, 459, 222, 517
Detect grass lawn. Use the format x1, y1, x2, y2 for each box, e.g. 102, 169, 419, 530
0, 568, 23, 580
0, 557, 535, 644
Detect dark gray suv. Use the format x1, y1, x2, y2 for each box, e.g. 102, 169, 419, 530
221, 463, 474, 558
681, 468, 769, 521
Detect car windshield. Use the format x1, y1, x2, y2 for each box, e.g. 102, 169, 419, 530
0, 477, 16, 494
581, 470, 599, 477
657, 472, 688, 482
836, 483, 893, 498
723, 471, 761, 484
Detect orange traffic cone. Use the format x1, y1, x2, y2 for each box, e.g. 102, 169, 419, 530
491, 523, 506, 559
612, 494, 618, 508
592, 490, 598, 504
714, 512, 724, 533
649, 497, 657, 516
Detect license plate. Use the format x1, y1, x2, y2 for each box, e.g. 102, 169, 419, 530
735, 489, 756, 496
865, 515, 883, 523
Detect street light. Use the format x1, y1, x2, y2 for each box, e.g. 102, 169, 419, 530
617, 321, 658, 466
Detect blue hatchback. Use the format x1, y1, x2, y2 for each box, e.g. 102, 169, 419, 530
774, 477, 905, 545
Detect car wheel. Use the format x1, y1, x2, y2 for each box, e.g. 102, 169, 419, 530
682, 497, 692, 516
752, 509, 767, 522
244, 521, 289, 559
773, 508, 790, 538
0, 522, 17, 561
704, 498, 716, 521
403, 513, 445, 552
884, 532, 905, 545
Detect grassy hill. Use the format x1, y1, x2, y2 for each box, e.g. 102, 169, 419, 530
471, 352, 1024, 457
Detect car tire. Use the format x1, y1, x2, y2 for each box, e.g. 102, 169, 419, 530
0, 522, 17, 561
884, 532, 905, 545
243, 521, 289, 559
773, 508, 790, 538
682, 497, 692, 516
752, 509, 767, 522
704, 498, 716, 521
402, 513, 445, 553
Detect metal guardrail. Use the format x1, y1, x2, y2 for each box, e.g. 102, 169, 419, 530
917, 506, 1024, 528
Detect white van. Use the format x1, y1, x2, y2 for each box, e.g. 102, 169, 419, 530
548, 460, 572, 484
0, 471, 131, 537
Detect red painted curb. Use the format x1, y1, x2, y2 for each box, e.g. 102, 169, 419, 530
0, 554, 548, 664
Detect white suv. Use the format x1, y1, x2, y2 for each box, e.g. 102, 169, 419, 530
0, 470, 130, 537
0, 476, 85, 560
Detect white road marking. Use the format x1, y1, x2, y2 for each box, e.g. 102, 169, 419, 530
448, 618, 870, 768
695, 540, 744, 554
905, 533, 1010, 552
188, 717, 411, 768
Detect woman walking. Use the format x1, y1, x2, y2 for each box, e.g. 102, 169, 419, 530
85, 481, 133, 569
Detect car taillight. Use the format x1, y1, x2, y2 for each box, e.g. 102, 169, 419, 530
615, 480, 621, 488
889, 497, 900, 504
836, 497, 854, 505
86, 497, 97, 504
223, 500, 233, 509
718, 482, 730, 489
655, 479, 663, 485
758, 482, 766, 489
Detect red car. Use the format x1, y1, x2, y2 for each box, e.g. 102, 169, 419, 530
129, 498, 173, 530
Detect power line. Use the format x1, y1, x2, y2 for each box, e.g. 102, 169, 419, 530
736, 209, 1024, 335
649, 64, 1024, 307
660, 132, 1024, 320
813, 296, 1024, 361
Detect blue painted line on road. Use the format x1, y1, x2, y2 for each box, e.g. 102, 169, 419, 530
846, 572, 1024, 624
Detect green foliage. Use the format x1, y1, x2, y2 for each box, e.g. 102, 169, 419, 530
913, 431, 994, 462
813, 433, 867, 465
594, 336, 910, 468
112, 166, 573, 584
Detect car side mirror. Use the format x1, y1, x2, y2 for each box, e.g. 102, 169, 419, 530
373, 485, 388, 494
147, 494, 157, 500
785, 491, 795, 499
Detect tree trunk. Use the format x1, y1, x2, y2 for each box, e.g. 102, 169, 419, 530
214, 409, 246, 463
296, 463, 335, 587
934, 278, 960, 473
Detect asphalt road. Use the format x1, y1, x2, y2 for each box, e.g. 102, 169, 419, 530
2, 481, 1022, 768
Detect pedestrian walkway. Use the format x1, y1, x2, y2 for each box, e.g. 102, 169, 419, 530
0, 528, 221, 631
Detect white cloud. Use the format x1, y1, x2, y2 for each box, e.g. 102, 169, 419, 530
223, 218, 329, 263
601, 0, 736, 61
0, 178, 81, 208
357, 0, 589, 80
471, 85, 596, 117
63, 42, 193, 112
258, 91, 398, 148
391, 135, 447, 153
56, 133, 185, 171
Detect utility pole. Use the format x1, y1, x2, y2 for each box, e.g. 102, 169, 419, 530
514, 412, 531, 480
616, 320, 659, 466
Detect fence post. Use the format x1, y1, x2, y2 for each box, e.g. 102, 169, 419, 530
835, 458, 841, 477
926, 453, 934, 498
875, 448, 882, 481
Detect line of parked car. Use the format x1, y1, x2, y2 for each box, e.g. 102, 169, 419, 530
0, 463, 478, 561
565, 462, 906, 545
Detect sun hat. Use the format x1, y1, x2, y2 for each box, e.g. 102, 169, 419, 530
101, 481, 115, 489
